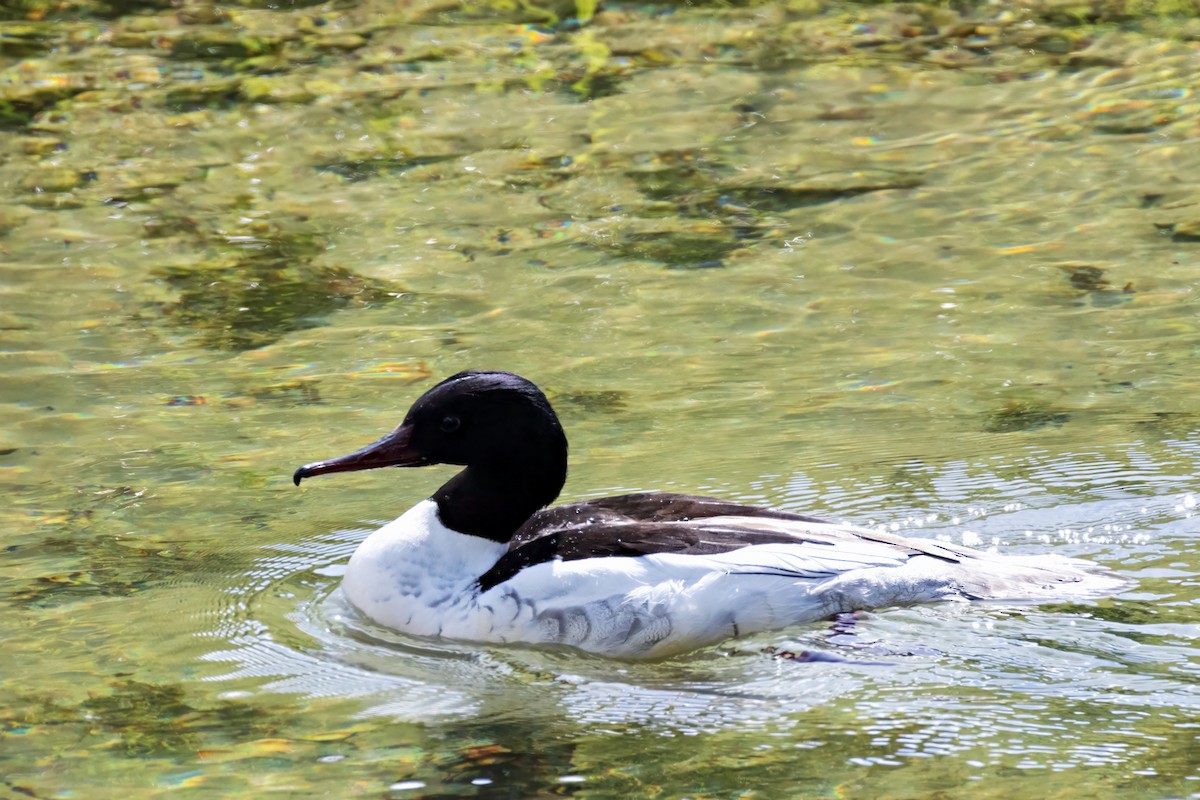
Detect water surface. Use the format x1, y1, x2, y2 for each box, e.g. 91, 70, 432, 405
2, 0, 1199, 796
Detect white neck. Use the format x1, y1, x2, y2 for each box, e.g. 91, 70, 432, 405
341, 499, 508, 636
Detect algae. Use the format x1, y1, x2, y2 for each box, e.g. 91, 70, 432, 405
155, 232, 406, 351
983, 400, 1071, 432
9, 681, 284, 757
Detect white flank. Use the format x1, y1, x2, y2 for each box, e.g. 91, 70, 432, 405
342, 501, 1126, 660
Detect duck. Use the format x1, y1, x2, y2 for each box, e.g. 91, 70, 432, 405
293, 370, 1126, 660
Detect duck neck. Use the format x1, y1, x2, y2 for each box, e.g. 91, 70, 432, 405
431, 455, 567, 544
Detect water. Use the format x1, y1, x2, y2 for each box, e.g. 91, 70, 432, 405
3, 0, 1199, 796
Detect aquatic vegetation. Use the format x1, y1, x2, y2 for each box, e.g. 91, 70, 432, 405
0, 82, 84, 128
6, 507, 245, 606
984, 400, 1071, 433
1159, 217, 1200, 242
718, 169, 924, 212
1038, 598, 1190, 625
1050, 262, 1136, 308
607, 228, 744, 269
155, 231, 406, 352
547, 387, 629, 412
1060, 263, 1111, 292
1132, 411, 1200, 437
313, 155, 462, 183
8, 681, 283, 757
2, 0, 1200, 797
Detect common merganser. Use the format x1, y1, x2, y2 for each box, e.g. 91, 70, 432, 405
294, 371, 1125, 660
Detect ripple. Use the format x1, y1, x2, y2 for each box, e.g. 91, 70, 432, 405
196, 445, 1200, 748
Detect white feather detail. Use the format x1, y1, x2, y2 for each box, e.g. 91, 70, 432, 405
341, 500, 1127, 660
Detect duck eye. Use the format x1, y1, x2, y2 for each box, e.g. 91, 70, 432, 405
440, 415, 461, 433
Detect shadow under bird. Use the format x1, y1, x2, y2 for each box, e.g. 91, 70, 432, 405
293, 370, 1126, 660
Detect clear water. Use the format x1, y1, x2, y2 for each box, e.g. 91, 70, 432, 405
2, 1, 1199, 797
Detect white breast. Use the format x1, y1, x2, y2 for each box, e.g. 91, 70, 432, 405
341, 500, 508, 638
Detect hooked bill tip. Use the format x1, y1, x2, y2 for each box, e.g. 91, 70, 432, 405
293, 467, 307, 486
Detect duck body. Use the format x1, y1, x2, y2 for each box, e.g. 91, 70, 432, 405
296, 371, 1125, 660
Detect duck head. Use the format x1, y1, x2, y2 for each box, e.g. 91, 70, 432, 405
293, 370, 569, 541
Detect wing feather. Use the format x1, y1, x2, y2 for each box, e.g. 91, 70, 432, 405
475, 493, 963, 591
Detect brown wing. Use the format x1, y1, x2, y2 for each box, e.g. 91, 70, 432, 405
511, 491, 830, 546
477, 492, 964, 593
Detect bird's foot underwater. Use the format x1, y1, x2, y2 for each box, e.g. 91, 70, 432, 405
758, 612, 897, 665
769, 648, 895, 666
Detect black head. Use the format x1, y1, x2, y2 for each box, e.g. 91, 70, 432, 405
293, 371, 569, 540
403, 371, 566, 470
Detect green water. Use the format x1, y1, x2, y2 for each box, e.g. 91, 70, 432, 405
3, 0, 1199, 796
